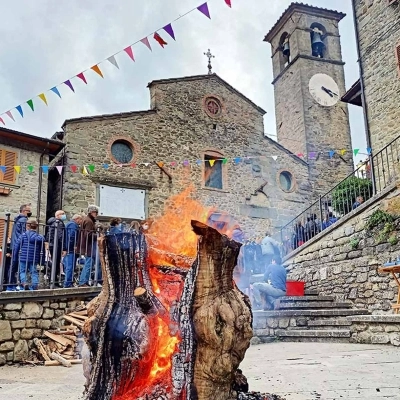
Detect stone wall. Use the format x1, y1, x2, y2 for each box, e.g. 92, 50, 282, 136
59, 74, 312, 236
0, 137, 49, 224
284, 183, 400, 313
0, 290, 97, 365
355, 0, 400, 152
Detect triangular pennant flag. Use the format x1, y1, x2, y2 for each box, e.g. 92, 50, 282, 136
170, 161, 177, 167
197, 3, 211, 19
27, 99, 34, 111
102, 163, 109, 169
42, 165, 49, 174
124, 46, 135, 61
70, 165, 78, 173
107, 55, 119, 69
367, 147, 372, 155
91, 65, 104, 78
130, 163, 136, 168
196, 160, 202, 166
224, 0, 232, 7
38, 93, 48, 105
82, 166, 89, 175
353, 149, 359, 156
339, 149, 346, 156
140, 37, 152, 51
271, 156, 278, 161
157, 162, 164, 168
0, 166, 6, 174
183, 160, 190, 167
6, 110, 15, 121
0, 117, 4, 125
14, 166, 21, 174
64, 80, 75, 92
163, 23, 176, 40
88, 164, 95, 172
209, 159, 215, 167
56, 166, 63, 175
77, 72, 87, 84
329, 150, 335, 159
234, 157, 242, 164
16, 105, 24, 117
118, 164, 123, 168
309, 151, 317, 159
154, 32, 168, 48
143, 162, 150, 167
297, 153, 304, 158
51, 86, 62, 98
222, 158, 228, 164
27, 165, 34, 173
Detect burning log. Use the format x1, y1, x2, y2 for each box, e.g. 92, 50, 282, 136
191, 221, 253, 400
82, 222, 252, 400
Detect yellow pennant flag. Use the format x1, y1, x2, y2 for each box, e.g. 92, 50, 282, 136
91, 65, 104, 78
82, 166, 89, 175
38, 93, 48, 105
14, 166, 21, 174
340, 149, 346, 156
209, 159, 215, 167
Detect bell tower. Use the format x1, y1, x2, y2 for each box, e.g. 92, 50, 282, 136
264, 3, 353, 196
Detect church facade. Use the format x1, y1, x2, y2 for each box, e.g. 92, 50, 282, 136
48, 3, 354, 238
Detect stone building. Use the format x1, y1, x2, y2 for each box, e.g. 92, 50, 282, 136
342, 0, 400, 153
0, 128, 64, 242
264, 3, 354, 197
49, 3, 355, 238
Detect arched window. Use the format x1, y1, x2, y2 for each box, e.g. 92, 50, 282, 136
310, 23, 327, 59
203, 150, 225, 190
279, 32, 291, 70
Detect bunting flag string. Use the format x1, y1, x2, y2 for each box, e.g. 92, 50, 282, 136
0, 0, 230, 125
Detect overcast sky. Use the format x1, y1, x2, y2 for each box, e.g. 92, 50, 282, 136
0, 0, 366, 163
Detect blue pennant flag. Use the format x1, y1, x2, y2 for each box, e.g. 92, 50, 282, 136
0, 166, 6, 174
42, 165, 49, 174
50, 87, 62, 98
367, 147, 372, 155
103, 163, 109, 169
16, 105, 23, 118
328, 150, 335, 159
234, 157, 242, 164
196, 160, 202, 166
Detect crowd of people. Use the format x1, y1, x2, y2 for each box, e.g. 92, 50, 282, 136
2, 203, 150, 292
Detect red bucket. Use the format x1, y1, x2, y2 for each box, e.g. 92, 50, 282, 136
286, 281, 305, 296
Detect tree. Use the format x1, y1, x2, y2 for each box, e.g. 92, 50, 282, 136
331, 176, 373, 215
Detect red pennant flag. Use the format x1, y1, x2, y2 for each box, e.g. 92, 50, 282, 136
154, 32, 168, 48
140, 37, 152, 51
70, 165, 78, 173
0, 117, 5, 125
77, 72, 87, 84
124, 46, 135, 61
224, 0, 232, 7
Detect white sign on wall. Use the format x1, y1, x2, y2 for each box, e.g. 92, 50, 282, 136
98, 185, 146, 220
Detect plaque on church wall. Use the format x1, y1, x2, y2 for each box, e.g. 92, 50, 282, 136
98, 184, 146, 220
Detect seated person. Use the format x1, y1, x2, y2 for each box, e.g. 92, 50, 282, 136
352, 196, 364, 210
252, 256, 287, 310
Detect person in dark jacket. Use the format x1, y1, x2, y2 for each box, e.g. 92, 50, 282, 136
4, 237, 13, 290
45, 210, 67, 286
292, 220, 305, 250
12, 219, 45, 290
252, 256, 287, 310
63, 214, 82, 288
7, 204, 32, 290
78, 205, 99, 286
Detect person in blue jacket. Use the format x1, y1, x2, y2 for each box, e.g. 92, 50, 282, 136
108, 218, 122, 234
12, 218, 45, 291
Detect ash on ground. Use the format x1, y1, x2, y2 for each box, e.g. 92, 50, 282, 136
237, 392, 286, 400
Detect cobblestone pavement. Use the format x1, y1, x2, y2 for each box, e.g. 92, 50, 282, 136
0, 342, 399, 399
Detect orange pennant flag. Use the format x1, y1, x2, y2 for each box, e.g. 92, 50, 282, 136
157, 162, 165, 168
91, 65, 104, 78
38, 93, 48, 106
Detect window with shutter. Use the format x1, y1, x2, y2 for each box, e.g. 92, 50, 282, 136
396, 43, 400, 78
0, 148, 17, 184
0, 219, 5, 247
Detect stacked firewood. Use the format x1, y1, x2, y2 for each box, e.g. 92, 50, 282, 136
34, 305, 88, 367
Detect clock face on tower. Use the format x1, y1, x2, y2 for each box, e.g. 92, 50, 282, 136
309, 73, 340, 107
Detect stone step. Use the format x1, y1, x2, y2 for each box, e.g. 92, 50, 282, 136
275, 329, 351, 338
279, 296, 335, 303
308, 319, 352, 327
304, 290, 319, 296
275, 301, 353, 310
255, 308, 370, 317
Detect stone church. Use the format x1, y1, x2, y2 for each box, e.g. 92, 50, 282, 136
48, 3, 353, 238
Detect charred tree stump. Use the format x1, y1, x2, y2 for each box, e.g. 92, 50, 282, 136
191, 221, 253, 400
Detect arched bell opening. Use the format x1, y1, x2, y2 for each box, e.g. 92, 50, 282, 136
310, 22, 327, 59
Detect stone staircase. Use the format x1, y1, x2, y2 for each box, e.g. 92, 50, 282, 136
253, 290, 371, 343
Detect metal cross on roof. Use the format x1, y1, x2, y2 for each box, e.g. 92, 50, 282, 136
204, 49, 215, 75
